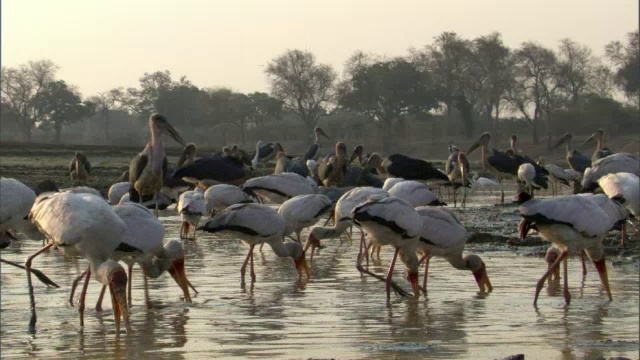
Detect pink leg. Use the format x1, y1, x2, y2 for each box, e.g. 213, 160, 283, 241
385, 247, 401, 303
78, 266, 92, 327
534, 249, 568, 306
95, 285, 107, 312
422, 256, 430, 292
127, 263, 134, 307
562, 256, 571, 305
250, 246, 256, 283
70, 269, 88, 305
580, 250, 587, 277
240, 244, 255, 285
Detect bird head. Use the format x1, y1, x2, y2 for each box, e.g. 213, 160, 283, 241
465, 254, 493, 293
163, 240, 192, 303
314, 127, 331, 141
151, 113, 186, 146
467, 132, 491, 154
335, 142, 348, 158
581, 128, 604, 148
551, 132, 572, 151
99, 260, 130, 334
349, 145, 364, 165
287, 242, 310, 280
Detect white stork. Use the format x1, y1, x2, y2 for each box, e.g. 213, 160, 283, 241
382, 177, 405, 191
108, 182, 131, 204
597, 172, 640, 248
177, 188, 207, 239
517, 163, 545, 197
278, 194, 332, 243
199, 203, 309, 285
352, 196, 422, 302
241, 172, 317, 204
581, 153, 640, 193
204, 184, 256, 216
305, 187, 389, 263
517, 192, 628, 305
28, 192, 130, 334
536, 158, 572, 196
388, 180, 446, 207
414, 206, 492, 293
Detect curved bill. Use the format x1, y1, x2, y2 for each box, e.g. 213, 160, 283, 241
472, 265, 493, 293
551, 135, 568, 151
162, 122, 186, 146
580, 133, 596, 148
407, 271, 420, 297
315, 127, 331, 141
294, 253, 310, 280
167, 258, 192, 303
109, 271, 131, 334
467, 137, 483, 155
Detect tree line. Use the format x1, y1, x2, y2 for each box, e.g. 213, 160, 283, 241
2, 30, 638, 149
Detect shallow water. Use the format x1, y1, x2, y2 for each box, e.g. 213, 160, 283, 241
1, 208, 638, 360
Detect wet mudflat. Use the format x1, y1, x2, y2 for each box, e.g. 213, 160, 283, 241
1, 198, 638, 360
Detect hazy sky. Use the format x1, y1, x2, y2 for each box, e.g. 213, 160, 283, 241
2, 0, 638, 97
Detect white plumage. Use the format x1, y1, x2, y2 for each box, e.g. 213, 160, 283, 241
518, 193, 628, 305
598, 172, 640, 217
108, 182, 131, 204
204, 184, 255, 215
0, 178, 37, 238
119, 191, 173, 210
517, 163, 542, 196
581, 153, 640, 192
199, 203, 309, 284
242, 173, 317, 203
382, 177, 405, 191
28, 191, 130, 333
414, 206, 492, 292
352, 196, 422, 299
278, 194, 332, 242
470, 174, 500, 194
388, 180, 445, 207
177, 188, 207, 239
542, 163, 572, 196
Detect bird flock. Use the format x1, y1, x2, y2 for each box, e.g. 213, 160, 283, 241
1, 115, 638, 336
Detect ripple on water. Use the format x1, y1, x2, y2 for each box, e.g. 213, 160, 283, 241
0, 210, 638, 359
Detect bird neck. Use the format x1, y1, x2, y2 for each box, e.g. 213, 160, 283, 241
481, 146, 488, 170
595, 137, 603, 151
139, 256, 167, 279
267, 240, 294, 259
445, 255, 468, 271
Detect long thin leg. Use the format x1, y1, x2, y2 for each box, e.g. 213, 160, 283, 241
534, 249, 568, 306
127, 263, 134, 307
250, 247, 256, 283
78, 266, 92, 327
193, 220, 199, 240
26, 243, 54, 333
562, 256, 571, 305
422, 256, 430, 292
500, 180, 505, 204
462, 183, 467, 209
452, 186, 457, 208
580, 250, 587, 277
385, 247, 401, 303
143, 272, 151, 308
96, 285, 107, 312
70, 269, 88, 305
620, 223, 626, 248
154, 192, 159, 218
240, 244, 255, 285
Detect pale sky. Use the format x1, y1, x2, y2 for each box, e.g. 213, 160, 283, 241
2, 0, 638, 98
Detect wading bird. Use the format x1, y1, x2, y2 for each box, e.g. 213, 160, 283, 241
29, 192, 130, 334
582, 128, 613, 162
415, 206, 492, 293
204, 184, 256, 216
581, 153, 640, 193
517, 192, 627, 306
199, 203, 309, 285
552, 132, 591, 174
129, 114, 185, 216
278, 194, 332, 243
467, 132, 520, 203
177, 188, 207, 239
597, 172, 640, 248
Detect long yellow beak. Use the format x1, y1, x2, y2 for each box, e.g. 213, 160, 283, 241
473, 266, 493, 293
294, 253, 310, 280
168, 258, 192, 303
110, 282, 131, 334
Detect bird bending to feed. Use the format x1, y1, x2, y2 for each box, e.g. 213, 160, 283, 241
198, 203, 309, 285
581, 153, 640, 193
517, 192, 627, 306
278, 194, 332, 243
415, 206, 492, 293
387, 180, 446, 207
597, 172, 640, 248
177, 188, 207, 239
536, 157, 571, 196
129, 113, 185, 216
352, 196, 422, 302
241, 172, 317, 204
29, 191, 130, 334
517, 163, 548, 197
69, 152, 91, 186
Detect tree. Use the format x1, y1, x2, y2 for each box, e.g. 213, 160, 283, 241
124, 70, 173, 120
606, 30, 640, 104
265, 49, 337, 132
588, 63, 616, 98
338, 58, 439, 151
1, 60, 58, 141
246, 92, 283, 128
89, 88, 124, 144
154, 77, 208, 127
473, 33, 513, 136
509, 42, 560, 145
556, 38, 593, 105
34, 80, 96, 143
412, 32, 479, 137
206, 88, 254, 145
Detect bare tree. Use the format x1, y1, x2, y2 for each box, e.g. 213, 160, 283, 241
265, 49, 337, 132
1, 60, 58, 141
88, 88, 124, 144
605, 30, 640, 105
556, 38, 593, 105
